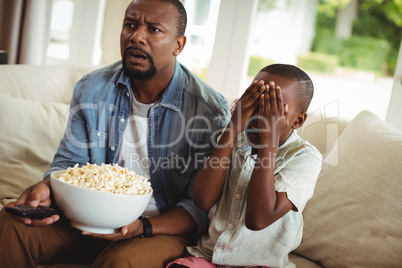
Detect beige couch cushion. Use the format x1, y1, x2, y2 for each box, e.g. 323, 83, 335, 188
0, 96, 69, 209
294, 110, 402, 267
297, 110, 349, 155
0, 64, 90, 103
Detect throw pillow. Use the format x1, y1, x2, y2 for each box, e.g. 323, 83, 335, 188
0, 96, 69, 207
294, 110, 402, 267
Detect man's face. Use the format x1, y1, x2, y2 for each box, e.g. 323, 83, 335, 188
120, 0, 182, 81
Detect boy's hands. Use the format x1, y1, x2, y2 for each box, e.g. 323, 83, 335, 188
229, 80, 289, 147
231, 80, 265, 132
258, 81, 289, 147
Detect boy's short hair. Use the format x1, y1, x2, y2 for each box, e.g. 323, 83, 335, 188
260, 64, 314, 112
160, 0, 187, 37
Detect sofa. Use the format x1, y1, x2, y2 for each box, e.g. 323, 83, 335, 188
1, 64, 401, 268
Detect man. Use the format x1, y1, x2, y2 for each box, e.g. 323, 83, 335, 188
0, 0, 230, 267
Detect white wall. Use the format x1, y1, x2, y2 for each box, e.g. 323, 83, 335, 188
44, 0, 106, 67
100, 0, 131, 65
68, 0, 106, 66
206, 0, 258, 100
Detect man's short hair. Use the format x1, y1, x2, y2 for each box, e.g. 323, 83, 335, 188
260, 64, 314, 112
161, 0, 187, 38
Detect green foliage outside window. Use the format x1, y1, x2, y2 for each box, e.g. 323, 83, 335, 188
313, 29, 391, 74
297, 52, 339, 73
313, 0, 402, 75
248, 55, 275, 77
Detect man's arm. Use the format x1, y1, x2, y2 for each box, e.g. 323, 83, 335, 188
148, 207, 197, 235
82, 206, 196, 241
44, 78, 92, 179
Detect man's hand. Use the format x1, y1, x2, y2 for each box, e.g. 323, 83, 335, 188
82, 217, 144, 241
258, 81, 289, 147
13, 177, 60, 226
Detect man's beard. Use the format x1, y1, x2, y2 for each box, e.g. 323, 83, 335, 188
122, 47, 156, 80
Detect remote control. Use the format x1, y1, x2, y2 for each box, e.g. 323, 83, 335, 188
5, 204, 60, 220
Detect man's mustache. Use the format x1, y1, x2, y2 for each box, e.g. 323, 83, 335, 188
124, 46, 154, 63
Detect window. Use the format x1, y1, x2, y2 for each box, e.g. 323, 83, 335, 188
178, 0, 220, 80
45, 0, 105, 66
47, 0, 74, 61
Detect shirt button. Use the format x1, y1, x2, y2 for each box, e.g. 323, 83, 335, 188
235, 193, 242, 200
111, 146, 115, 151
96, 132, 101, 137
214, 248, 220, 253
126, 92, 130, 97
228, 223, 234, 229
245, 166, 251, 171
120, 118, 125, 123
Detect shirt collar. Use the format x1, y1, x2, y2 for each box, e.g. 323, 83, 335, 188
158, 60, 183, 111
116, 65, 131, 88
116, 60, 183, 111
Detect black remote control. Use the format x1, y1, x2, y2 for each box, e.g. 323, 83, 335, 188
5, 204, 60, 220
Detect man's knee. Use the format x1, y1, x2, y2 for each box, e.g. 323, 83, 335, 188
93, 235, 188, 268
0, 206, 39, 267
0, 206, 27, 240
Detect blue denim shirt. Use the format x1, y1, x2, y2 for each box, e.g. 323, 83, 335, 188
45, 60, 230, 234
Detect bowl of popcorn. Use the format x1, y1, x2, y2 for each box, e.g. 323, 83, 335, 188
50, 163, 152, 234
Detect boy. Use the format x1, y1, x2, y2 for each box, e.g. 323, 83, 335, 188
168, 64, 322, 268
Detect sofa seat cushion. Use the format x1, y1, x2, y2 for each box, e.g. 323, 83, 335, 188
0, 96, 69, 209
294, 110, 402, 267
288, 253, 323, 267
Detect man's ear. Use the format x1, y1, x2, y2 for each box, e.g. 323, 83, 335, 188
173, 35, 186, 56
292, 112, 307, 130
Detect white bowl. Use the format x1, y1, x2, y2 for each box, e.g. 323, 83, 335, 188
50, 170, 152, 234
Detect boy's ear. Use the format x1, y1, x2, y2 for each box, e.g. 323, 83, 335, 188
292, 112, 307, 130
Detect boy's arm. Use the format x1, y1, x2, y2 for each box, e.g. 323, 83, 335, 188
246, 147, 294, 230
245, 82, 293, 230
193, 80, 265, 211
192, 128, 237, 211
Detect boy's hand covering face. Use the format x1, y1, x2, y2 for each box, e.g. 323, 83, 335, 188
231, 80, 265, 132
257, 81, 289, 147
230, 79, 291, 148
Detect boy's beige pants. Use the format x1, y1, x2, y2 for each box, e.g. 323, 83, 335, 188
0, 206, 187, 268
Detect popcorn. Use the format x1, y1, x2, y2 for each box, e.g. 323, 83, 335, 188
56, 163, 152, 195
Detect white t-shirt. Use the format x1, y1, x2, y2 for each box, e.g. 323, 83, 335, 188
115, 96, 159, 217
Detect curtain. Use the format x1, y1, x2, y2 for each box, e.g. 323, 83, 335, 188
0, 0, 52, 64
